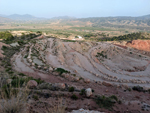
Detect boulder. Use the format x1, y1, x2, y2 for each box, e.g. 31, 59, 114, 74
74, 77, 80, 81
49, 67, 53, 71
54, 83, 66, 89
85, 88, 92, 97
52, 72, 60, 76
27, 80, 38, 89
84, 79, 90, 83
38, 65, 41, 68
68, 108, 105, 113
102, 81, 112, 87
44, 67, 47, 70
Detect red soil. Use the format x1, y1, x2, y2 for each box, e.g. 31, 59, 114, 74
126, 40, 150, 52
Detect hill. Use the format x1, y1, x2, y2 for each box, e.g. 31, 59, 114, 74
6, 14, 46, 21
0, 16, 12, 23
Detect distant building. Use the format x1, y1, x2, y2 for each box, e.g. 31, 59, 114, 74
78, 35, 82, 39
75, 35, 82, 39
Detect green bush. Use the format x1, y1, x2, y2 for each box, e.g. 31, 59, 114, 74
128, 88, 131, 91
18, 73, 26, 76
110, 95, 118, 101
71, 94, 78, 100
11, 78, 26, 87
32, 95, 39, 100
132, 86, 144, 92
92, 89, 94, 92
68, 87, 74, 92
0, 31, 14, 41
55, 68, 69, 75
118, 100, 122, 104
80, 89, 86, 95
94, 95, 116, 109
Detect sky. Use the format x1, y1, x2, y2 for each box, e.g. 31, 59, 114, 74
0, 0, 150, 18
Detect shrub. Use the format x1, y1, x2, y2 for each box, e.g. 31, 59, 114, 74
18, 73, 26, 76
55, 68, 69, 75
32, 95, 39, 101
0, 84, 28, 113
110, 95, 118, 101
33, 78, 44, 84
128, 88, 131, 92
80, 89, 86, 95
68, 87, 74, 92
46, 98, 66, 113
92, 89, 94, 92
132, 86, 144, 92
94, 95, 116, 109
24, 55, 28, 58
11, 78, 26, 88
71, 94, 78, 100
118, 100, 122, 104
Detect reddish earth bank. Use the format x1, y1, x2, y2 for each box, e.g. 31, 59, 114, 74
126, 40, 150, 52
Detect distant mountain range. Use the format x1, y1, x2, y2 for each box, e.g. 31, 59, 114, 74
51, 16, 76, 20
0, 14, 150, 22
0, 14, 46, 21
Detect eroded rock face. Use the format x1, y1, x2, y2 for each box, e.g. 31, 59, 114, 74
126, 40, 150, 52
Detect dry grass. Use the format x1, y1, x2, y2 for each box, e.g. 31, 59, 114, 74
47, 98, 66, 113
0, 85, 29, 113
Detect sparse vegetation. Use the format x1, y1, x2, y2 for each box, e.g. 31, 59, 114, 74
68, 87, 75, 92
132, 86, 145, 92
55, 68, 69, 75
96, 51, 107, 59
80, 89, 86, 96
98, 32, 149, 41
71, 94, 78, 100
94, 95, 118, 110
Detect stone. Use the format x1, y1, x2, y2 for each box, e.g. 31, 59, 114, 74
31, 63, 35, 66
84, 79, 90, 83
68, 108, 105, 113
49, 67, 53, 71
38, 65, 41, 68
28, 59, 32, 63
85, 88, 92, 97
102, 81, 112, 87
44, 67, 47, 69
52, 72, 60, 76
74, 77, 80, 81
27, 80, 38, 89
54, 83, 66, 89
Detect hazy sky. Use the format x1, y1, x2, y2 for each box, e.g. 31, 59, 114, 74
0, 0, 150, 18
